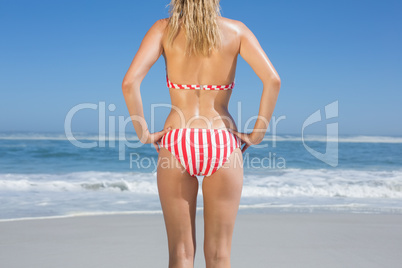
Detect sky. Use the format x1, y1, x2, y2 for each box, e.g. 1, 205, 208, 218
0, 0, 401, 136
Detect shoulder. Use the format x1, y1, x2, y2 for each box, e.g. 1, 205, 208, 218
141, 18, 169, 44
149, 18, 169, 32
155, 18, 169, 27
218, 17, 251, 36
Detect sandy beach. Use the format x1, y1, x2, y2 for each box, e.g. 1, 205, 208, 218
1, 212, 401, 268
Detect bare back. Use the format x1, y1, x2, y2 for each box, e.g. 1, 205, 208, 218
161, 17, 241, 131
122, 14, 280, 143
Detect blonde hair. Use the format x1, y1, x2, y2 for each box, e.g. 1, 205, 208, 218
167, 0, 222, 56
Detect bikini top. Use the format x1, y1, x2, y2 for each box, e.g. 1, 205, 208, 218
166, 74, 235, 91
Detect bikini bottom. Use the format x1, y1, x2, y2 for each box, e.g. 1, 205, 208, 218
159, 128, 241, 177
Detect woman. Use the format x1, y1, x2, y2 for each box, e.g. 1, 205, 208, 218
122, 0, 280, 267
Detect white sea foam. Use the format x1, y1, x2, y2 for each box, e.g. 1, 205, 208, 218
1, 169, 402, 199
242, 169, 402, 198
1, 169, 402, 220
0, 210, 164, 223
1, 133, 402, 143
265, 135, 402, 143
0, 133, 139, 141
0, 171, 158, 194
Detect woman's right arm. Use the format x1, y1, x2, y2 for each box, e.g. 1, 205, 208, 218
230, 21, 281, 152
122, 19, 170, 150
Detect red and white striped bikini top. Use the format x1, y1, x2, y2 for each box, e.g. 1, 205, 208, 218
166, 75, 235, 91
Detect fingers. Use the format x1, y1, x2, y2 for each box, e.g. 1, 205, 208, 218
229, 128, 249, 145
152, 127, 172, 152
150, 127, 171, 144
228, 128, 239, 136
241, 143, 250, 153
156, 127, 171, 140
153, 142, 159, 153
228, 128, 243, 142
229, 129, 252, 153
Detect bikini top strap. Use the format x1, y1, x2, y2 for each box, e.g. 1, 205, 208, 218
165, 66, 235, 90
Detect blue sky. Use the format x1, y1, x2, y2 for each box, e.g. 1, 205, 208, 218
0, 0, 401, 136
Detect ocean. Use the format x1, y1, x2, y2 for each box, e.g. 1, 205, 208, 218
1, 132, 402, 220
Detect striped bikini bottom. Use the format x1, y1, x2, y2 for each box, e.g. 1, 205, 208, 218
159, 128, 241, 177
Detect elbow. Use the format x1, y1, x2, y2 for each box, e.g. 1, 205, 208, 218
122, 74, 142, 93
264, 75, 281, 91
122, 79, 135, 94
275, 77, 281, 91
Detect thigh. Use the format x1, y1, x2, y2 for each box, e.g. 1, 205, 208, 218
202, 148, 243, 249
157, 147, 199, 252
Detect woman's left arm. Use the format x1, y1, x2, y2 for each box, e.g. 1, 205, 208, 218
229, 21, 281, 152
122, 19, 169, 151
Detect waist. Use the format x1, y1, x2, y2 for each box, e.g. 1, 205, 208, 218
163, 108, 237, 131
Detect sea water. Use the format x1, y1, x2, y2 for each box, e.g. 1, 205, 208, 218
1, 132, 402, 220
